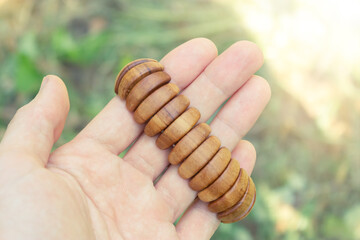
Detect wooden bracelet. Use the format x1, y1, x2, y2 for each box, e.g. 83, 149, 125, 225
207, 168, 249, 212
156, 107, 200, 149
189, 147, 231, 192
198, 158, 240, 202
134, 83, 179, 124
178, 136, 221, 179
114, 58, 256, 223
126, 71, 171, 112
168, 123, 211, 165
116, 59, 164, 99
144, 95, 190, 137
217, 178, 256, 223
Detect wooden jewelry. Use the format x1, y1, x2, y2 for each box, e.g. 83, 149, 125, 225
189, 147, 231, 192
126, 71, 171, 112
207, 168, 249, 212
115, 59, 164, 99
114, 58, 256, 223
198, 158, 240, 202
134, 83, 179, 124
144, 95, 190, 137
168, 123, 211, 165
217, 178, 256, 223
178, 136, 221, 179
156, 107, 200, 149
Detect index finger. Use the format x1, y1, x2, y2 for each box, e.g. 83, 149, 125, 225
69, 38, 218, 155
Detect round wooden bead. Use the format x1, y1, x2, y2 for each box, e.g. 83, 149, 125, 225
156, 107, 200, 150
134, 83, 179, 124
116, 60, 164, 99
198, 158, 240, 202
126, 71, 171, 112
115, 58, 156, 95
217, 178, 256, 223
208, 168, 249, 213
178, 136, 221, 179
144, 95, 190, 137
168, 123, 211, 165
189, 147, 231, 191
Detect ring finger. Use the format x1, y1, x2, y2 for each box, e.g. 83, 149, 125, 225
155, 75, 271, 222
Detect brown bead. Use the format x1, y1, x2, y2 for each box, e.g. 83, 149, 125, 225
126, 71, 171, 112
133, 83, 179, 124
208, 168, 249, 213
168, 123, 211, 165
178, 136, 221, 179
198, 158, 240, 202
217, 177, 256, 223
116, 61, 164, 99
189, 147, 231, 191
144, 95, 190, 137
156, 107, 200, 150
114, 58, 156, 95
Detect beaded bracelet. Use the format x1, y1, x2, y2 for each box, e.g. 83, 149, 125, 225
114, 58, 256, 223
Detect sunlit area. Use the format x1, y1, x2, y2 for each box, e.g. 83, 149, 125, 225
0, 0, 359, 239
231, 0, 360, 142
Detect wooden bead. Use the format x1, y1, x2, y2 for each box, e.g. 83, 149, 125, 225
126, 71, 171, 112
116, 60, 164, 99
198, 158, 240, 202
114, 58, 156, 95
189, 147, 231, 191
217, 178, 256, 223
134, 83, 179, 124
144, 95, 190, 137
168, 123, 211, 165
208, 168, 249, 213
156, 107, 200, 150
178, 136, 221, 179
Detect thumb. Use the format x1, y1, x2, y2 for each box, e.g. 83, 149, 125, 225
0, 75, 70, 167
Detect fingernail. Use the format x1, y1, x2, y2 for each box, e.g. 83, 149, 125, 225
40, 76, 50, 91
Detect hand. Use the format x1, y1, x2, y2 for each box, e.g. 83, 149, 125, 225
0, 38, 270, 240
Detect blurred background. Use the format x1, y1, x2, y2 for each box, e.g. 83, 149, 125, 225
0, 0, 359, 239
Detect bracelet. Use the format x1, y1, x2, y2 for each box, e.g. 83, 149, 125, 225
114, 58, 256, 223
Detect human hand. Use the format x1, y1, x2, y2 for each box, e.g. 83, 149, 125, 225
0, 38, 270, 240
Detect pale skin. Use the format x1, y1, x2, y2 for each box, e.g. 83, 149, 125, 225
0, 38, 270, 240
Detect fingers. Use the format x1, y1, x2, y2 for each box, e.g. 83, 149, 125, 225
0, 75, 70, 167
183, 41, 264, 122
124, 41, 263, 180
211, 75, 271, 150
74, 38, 218, 155
160, 38, 218, 90
155, 75, 270, 222
175, 141, 256, 240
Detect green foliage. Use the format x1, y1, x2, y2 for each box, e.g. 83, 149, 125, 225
51, 28, 110, 64
14, 53, 43, 94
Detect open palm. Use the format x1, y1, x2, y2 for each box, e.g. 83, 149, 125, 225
0, 39, 270, 240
